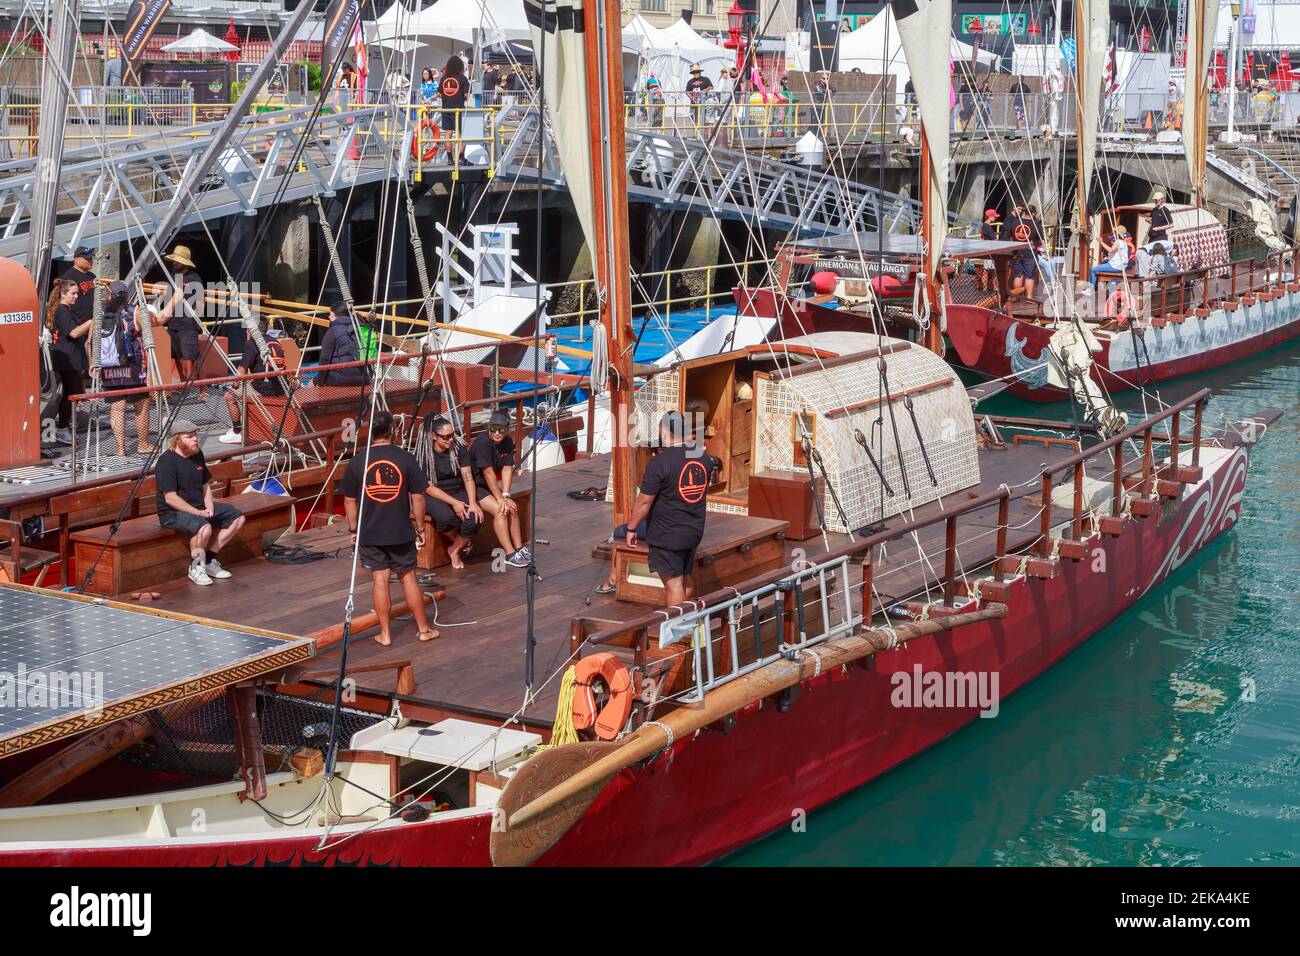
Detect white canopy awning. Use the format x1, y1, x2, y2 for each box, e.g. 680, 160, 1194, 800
161, 28, 238, 54
837, 7, 997, 84
623, 14, 731, 92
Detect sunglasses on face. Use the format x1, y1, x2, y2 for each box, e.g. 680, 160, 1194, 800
434, 432, 454, 441
488, 425, 507, 434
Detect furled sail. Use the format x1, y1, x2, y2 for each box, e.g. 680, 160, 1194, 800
890, 0, 950, 287
525, 0, 598, 258
1074, 0, 1110, 226
1182, 0, 1219, 200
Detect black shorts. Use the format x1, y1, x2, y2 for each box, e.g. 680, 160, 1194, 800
426, 491, 480, 537
1011, 255, 1037, 280
170, 329, 201, 361
648, 545, 697, 580
158, 500, 243, 537
360, 541, 418, 574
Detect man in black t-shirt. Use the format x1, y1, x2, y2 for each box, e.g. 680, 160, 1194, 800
340, 411, 436, 646
58, 246, 97, 326
625, 411, 709, 607
220, 323, 286, 444
470, 410, 527, 567
156, 419, 246, 587
422, 416, 483, 569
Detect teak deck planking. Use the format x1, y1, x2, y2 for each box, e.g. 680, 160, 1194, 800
134, 441, 1082, 726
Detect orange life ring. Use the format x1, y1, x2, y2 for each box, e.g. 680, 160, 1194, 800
411, 118, 442, 162
571, 652, 633, 741
1106, 288, 1134, 325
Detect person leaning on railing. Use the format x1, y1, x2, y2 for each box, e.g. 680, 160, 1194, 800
317, 302, 373, 388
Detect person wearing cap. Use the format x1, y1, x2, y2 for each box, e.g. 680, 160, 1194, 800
623, 411, 709, 608
100, 280, 173, 457
59, 246, 98, 328
1136, 192, 1175, 277
977, 209, 1001, 292
469, 410, 528, 568
155, 419, 246, 586
219, 317, 287, 444
643, 75, 664, 127
162, 244, 206, 398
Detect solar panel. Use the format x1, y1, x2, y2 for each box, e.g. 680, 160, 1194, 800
0, 584, 313, 756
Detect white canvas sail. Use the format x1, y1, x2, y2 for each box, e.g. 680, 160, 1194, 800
890, 0, 950, 286
1182, 0, 1219, 199
1075, 0, 1110, 225
526, 0, 598, 257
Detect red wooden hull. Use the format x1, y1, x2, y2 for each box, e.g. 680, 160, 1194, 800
945, 292, 1300, 402
0, 445, 1251, 867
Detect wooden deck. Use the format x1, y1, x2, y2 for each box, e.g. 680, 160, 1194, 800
134, 440, 1080, 727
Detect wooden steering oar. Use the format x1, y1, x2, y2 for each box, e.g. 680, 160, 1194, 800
489, 602, 1008, 866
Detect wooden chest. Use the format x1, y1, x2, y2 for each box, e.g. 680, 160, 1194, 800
748, 469, 824, 541
612, 513, 789, 605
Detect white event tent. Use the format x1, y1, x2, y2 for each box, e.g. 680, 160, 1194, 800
836, 7, 997, 86
623, 14, 731, 94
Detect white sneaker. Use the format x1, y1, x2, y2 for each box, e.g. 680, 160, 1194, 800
188, 561, 213, 586
218, 429, 243, 444
54, 428, 73, 444
205, 559, 232, 579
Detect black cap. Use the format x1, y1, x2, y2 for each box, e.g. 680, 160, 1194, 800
107, 279, 128, 298
74, 245, 94, 259
488, 410, 511, 428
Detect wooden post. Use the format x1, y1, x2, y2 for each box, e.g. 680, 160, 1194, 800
943, 515, 957, 608
994, 493, 1009, 581
585, 387, 597, 457
1192, 398, 1204, 468
1111, 441, 1123, 516
1039, 471, 1053, 555
1072, 461, 1084, 540
861, 554, 875, 620
1141, 427, 1154, 495
324, 434, 336, 515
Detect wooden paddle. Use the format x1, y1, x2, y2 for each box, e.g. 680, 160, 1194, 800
489, 603, 1007, 866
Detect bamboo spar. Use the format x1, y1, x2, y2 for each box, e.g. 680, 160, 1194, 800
491, 603, 1009, 866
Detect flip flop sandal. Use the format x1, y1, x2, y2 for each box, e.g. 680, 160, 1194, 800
593, 581, 617, 595
417, 572, 439, 587
567, 486, 606, 501
461, 540, 473, 558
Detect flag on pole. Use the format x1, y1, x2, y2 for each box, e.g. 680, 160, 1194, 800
1059, 36, 1076, 73
322, 0, 363, 88
354, 16, 368, 97
1102, 45, 1118, 95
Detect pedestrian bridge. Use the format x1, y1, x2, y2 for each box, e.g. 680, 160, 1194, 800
0, 101, 970, 266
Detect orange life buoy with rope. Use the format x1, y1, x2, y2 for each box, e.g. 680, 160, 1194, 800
1106, 288, 1134, 325
570, 652, 633, 741
411, 118, 442, 162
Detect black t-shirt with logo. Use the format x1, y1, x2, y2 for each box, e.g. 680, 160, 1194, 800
1149, 204, 1173, 241
439, 73, 468, 110
53, 303, 88, 372
469, 432, 515, 491
239, 337, 286, 396
339, 444, 428, 546
156, 448, 211, 519
641, 444, 708, 551
59, 266, 97, 325
999, 214, 1022, 243
686, 76, 713, 94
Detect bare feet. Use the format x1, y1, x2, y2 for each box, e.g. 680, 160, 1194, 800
418, 628, 439, 642
373, 632, 392, 647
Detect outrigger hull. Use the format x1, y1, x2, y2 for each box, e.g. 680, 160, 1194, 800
946, 292, 1300, 402
0, 442, 1251, 867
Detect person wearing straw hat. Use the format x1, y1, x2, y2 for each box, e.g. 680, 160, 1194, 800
686, 63, 713, 96
155, 418, 246, 587
162, 243, 207, 398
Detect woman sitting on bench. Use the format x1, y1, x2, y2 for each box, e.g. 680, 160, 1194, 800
423, 417, 483, 570
471, 411, 529, 568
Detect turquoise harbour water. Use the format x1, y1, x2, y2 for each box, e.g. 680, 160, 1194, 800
722, 341, 1300, 867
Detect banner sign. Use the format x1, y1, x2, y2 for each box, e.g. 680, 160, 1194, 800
121, 0, 171, 84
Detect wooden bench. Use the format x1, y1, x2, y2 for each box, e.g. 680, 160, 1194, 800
71, 491, 295, 596
610, 513, 789, 605
417, 487, 533, 571
49, 460, 246, 587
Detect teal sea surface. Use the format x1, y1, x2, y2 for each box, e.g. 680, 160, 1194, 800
722, 341, 1300, 866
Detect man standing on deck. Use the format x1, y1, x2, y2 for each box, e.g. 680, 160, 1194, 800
156, 420, 246, 587
340, 410, 438, 646
625, 411, 708, 608
58, 246, 97, 323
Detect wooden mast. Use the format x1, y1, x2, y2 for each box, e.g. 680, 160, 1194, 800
583, 0, 636, 524
1190, 0, 1209, 206
918, 127, 942, 354
1073, 0, 1090, 268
